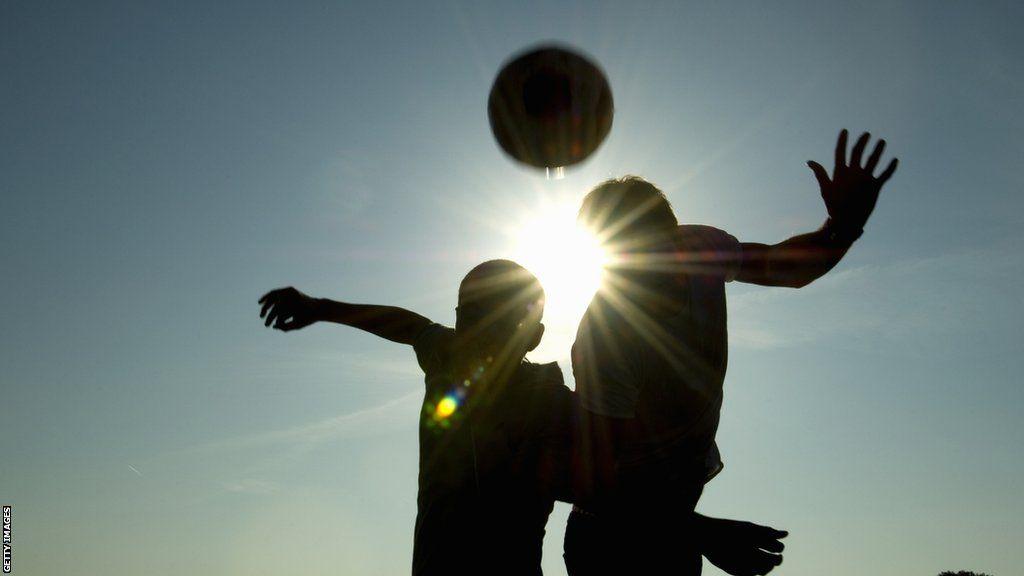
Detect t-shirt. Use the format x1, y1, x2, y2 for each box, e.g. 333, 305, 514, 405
411, 323, 574, 576
572, 224, 741, 486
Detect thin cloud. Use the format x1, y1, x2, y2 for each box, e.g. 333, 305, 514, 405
728, 242, 1023, 352
223, 479, 278, 495
190, 389, 422, 454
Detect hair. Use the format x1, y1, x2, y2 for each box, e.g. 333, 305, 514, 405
577, 176, 678, 250
457, 259, 545, 332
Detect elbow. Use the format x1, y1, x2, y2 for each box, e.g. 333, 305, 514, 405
781, 275, 814, 289
782, 266, 829, 288
789, 267, 833, 288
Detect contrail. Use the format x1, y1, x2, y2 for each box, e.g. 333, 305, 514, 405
127, 464, 144, 477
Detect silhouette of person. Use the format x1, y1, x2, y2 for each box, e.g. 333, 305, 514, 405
259, 259, 788, 575
261, 260, 569, 576
564, 131, 897, 575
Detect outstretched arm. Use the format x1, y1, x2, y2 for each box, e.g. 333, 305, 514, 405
258, 286, 432, 345
736, 129, 898, 288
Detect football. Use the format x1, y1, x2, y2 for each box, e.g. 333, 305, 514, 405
488, 45, 614, 170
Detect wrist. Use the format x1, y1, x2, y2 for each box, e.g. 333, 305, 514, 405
822, 217, 863, 244
311, 297, 331, 322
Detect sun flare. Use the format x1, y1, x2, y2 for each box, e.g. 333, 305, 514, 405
510, 199, 608, 359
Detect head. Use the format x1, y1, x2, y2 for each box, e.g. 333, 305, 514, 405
455, 259, 546, 364
577, 176, 678, 255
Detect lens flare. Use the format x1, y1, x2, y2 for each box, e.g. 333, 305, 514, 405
435, 395, 458, 419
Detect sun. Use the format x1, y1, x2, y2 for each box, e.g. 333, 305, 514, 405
510, 198, 608, 360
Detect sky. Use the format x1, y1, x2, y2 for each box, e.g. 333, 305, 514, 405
2, 1, 1022, 575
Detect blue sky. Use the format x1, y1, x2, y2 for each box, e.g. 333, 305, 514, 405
2, 1, 1022, 575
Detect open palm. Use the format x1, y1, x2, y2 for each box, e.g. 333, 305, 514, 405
808, 129, 898, 232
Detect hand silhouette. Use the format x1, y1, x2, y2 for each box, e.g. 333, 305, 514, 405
699, 517, 787, 576
259, 286, 320, 332
807, 129, 898, 233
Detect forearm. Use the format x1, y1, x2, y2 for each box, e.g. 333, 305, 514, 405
315, 299, 432, 345
737, 219, 860, 288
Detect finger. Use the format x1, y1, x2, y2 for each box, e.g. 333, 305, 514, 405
732, 550, 782, 576
750, 525, 787, 551
279, 318, 305, 332
259, 288, 284, 305
264, 304, 280, 327
274, 315, 293, 330
878, 157, 898, 184
807, 160, 830, 190
260, 298, 275, 319
834, 129, 848, 170
864, 139, 885, 173
751, 551, 783, 575
748, 523, 788, 539
270, 312, 291, 330
758, 537, 785, 553
850, 132, 870, 168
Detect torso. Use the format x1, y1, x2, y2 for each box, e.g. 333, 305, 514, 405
572, 225, 737, 492
413, 327, 569, 575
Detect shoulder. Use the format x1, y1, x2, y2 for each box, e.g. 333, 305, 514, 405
413, 323, 456, 374
519, 360, 566, 389
677, 224, 739, 250
515, 361, 576, 426
677, 224, 742, 281
414, 323, 455, 351
518, 361, 573, 404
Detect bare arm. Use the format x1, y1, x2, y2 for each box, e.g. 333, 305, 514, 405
736, 129, 898, 288
258, 286, 432, 345
737, 226, 853, 288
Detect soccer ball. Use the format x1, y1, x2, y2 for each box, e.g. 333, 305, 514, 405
488, 44, 614, 170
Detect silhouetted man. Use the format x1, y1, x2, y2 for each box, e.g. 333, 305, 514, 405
565, 131, 897, 575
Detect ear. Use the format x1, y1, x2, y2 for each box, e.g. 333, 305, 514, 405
525, 322, 545, 352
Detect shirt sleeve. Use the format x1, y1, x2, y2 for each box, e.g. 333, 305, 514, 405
412, 323, 455, 377
676, 224, 743, 282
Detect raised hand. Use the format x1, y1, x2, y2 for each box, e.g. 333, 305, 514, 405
808, 129, 898, 234
258, 286, 321, 332
699, 516, 787, 576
